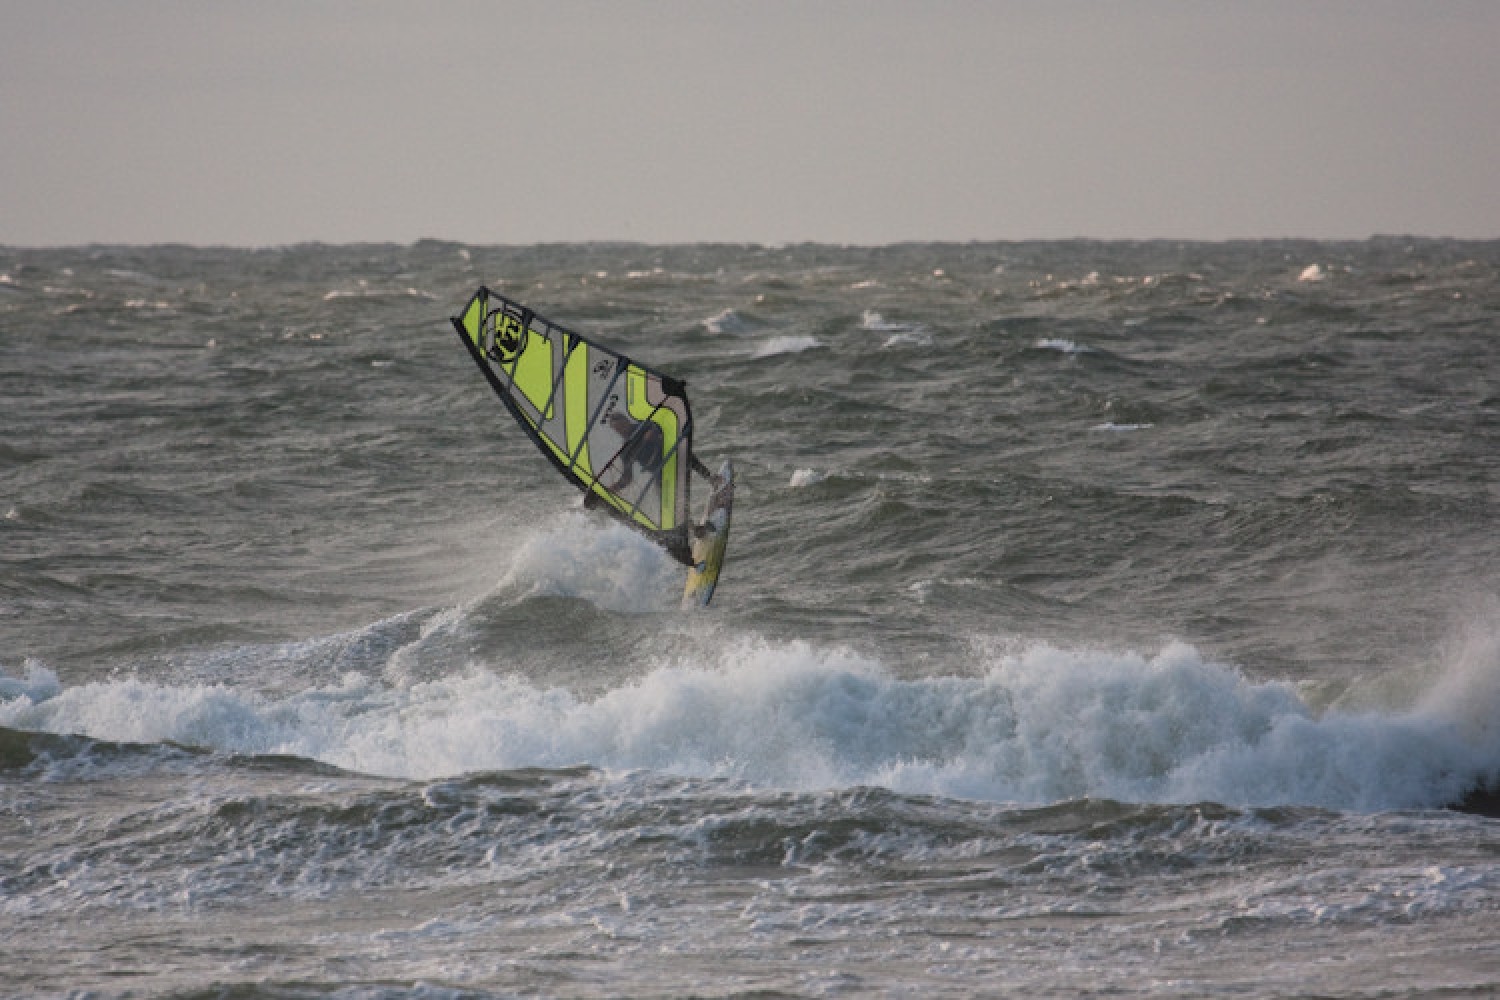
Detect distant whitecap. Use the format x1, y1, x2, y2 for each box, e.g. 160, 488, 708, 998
752, 335, 823, 358
861, 309, 909, 332
702, 308, 748, 334
881, 331, 933, 349
862, 310, 931, 347
1035, 338, 1093, 354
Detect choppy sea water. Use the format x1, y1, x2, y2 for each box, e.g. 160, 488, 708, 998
3, 241, 1499, 997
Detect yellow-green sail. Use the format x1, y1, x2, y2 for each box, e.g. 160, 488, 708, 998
451, 286, 696, 565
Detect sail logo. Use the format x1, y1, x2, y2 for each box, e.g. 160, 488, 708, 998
485, 310, 528, 362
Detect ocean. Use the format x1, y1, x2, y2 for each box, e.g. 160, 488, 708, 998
3, 240, 1499, 997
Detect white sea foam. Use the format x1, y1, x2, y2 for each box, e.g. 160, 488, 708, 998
907, 577, 982, 603
861, 310, 932, 348
0, 660, 60, 702
860, 310, 905, 332
789, 468, 829, 488
702, 308, 748, 334
6, 631, 1497, 812
1035, 338, 1093, 354
1298, 264, 1327, 283
751, 335, 823, 358
323, 284, 436, 302
882, 331, 932, 349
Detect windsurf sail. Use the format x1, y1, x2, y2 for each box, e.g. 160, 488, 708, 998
451, 286, 700, 565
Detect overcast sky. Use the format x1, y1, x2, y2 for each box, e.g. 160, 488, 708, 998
3, 1, 1497, 245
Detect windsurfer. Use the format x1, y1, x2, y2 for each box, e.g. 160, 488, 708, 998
607, 412, 664, 491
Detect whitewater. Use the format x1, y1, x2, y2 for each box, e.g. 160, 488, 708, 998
3, 240, 1500, 997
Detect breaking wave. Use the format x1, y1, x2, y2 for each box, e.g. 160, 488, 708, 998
6, 629, 1497, 812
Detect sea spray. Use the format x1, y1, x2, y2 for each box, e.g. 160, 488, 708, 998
495, 512, 682, 613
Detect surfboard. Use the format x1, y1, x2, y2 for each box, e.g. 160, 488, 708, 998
683, 459, 734, 608
451, 286, 733, 606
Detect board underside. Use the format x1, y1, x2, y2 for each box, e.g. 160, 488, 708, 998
682, 460, 734, 608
